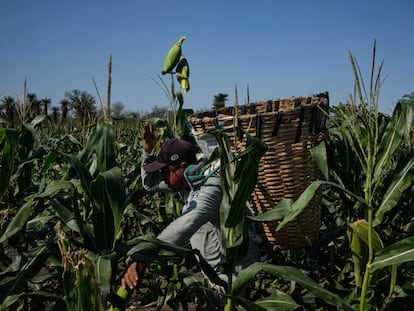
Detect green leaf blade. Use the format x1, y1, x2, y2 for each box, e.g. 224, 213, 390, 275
370, 236, 414, 273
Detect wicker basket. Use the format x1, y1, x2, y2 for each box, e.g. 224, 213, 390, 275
190, 92, 329, 249
197, 92, 329, 117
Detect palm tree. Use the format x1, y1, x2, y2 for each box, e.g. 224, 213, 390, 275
64, 89, 97, 143
0, 96, 17, 127
112, 101, 124, 119
27, 93, 40, 119
40, 97, 51, 116
212, 93, 228, 110
65, 89, 97, 122
60, 98, 70, 125
51, 107, 59, 125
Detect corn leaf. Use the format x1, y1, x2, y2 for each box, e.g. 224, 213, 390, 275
275, 181, 324, 231
126, 234, 227, 287
310, 141, 329, 180
90, 167, 125, 252
30, 114, 48, 127
126, 234, 193, 259
254, 291, 300, 311
226, 132, 268, 227
214, 129, 267, 274
59, 152, 94, 201
37, 180, 74, 198
224, 295, 267, 311
76, 259, 97, 311
0, 128, 18, 200
373, 100, 414, 185
348, 225, 363, 287
77, 121, 117, 173
374, 152, 414, 226
369, 236, 414, 273
0, 199, 32, 243
232, 262, 353, 311
248, 199, 290, 222
228, 290, 300, 311
94, 255, 112, 301
62, 270, 77, 311
0, 245, 51, 304
276, 180, 365, 231
37, 177, 96, 248
51, 197, 81, 233
51, 196, 96, 250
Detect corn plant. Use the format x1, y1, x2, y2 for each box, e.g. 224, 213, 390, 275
321, 44, 414, 310
209, 128, 353, 311
212, 129, 267, 309
253, 42, 414, 310
0, 120, 139, 310
0, 116, 68, 309
104, 36, 207, 309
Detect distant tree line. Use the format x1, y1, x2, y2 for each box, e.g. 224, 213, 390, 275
0, 90, 230, 129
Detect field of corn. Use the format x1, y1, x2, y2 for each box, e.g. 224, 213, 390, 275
1, 40, 414, 311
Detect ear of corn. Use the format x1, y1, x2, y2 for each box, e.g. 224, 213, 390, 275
162, 36, 186, 75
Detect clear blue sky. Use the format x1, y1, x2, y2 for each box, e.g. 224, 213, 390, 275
1, 0, 413, 114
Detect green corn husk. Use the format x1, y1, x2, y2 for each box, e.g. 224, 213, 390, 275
108, 287, 131, 311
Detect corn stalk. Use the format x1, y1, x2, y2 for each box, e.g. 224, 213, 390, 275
212, 128, 267, 310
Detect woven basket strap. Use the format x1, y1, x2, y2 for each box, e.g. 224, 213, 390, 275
266, 100, 272, 112
249, 103, 255, 114
241, 105, 246, 115
294, 97, 301, 108
272, 111, 283, 137
295, 106, 305, 143
256, 113, 262, 138
274, 100, 280, 112
310, 105, 320, 134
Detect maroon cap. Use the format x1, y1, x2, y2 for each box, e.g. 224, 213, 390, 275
144, 139, 197, 173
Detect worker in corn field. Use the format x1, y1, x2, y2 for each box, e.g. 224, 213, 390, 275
121, 122, 262, 290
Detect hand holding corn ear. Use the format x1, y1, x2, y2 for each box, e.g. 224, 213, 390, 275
162, 36, 186, 75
